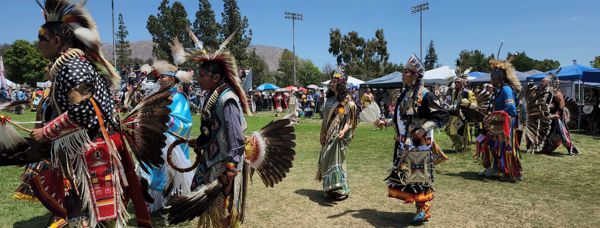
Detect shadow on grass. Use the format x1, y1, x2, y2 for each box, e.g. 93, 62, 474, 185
13, 212, 53, 228
442, 171, 500, 182
327, 209, 414, 227
294, 189, 338, 207
536, 152, 567, 157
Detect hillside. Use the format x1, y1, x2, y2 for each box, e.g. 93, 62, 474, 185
99, 41, 157, 64
247, 45, 285, 71
99, 41, 285, 71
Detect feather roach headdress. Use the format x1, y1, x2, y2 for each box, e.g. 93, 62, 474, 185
447, 66, 472, 86
153, 60, 192, 84
36, 0, 121, 92
170, 28, 250, 115
489, 53, 522, 91
545, 67, 561, 90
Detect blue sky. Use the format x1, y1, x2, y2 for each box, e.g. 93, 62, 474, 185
1, 0, 598, 71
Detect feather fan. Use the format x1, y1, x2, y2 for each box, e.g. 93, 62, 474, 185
282, 112, 300, 125
0, 101, 31, 111
563, 97, 579, 129
475, 90, 492, 114
520, 81, 552, 152
245, 119, 297, 187
359, 102, 381, 125
166, 174, 229, 225
0, 123, 30, 159
121, 86, 173, 173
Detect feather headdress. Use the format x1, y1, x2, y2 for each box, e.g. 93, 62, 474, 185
447, 66, 472, 86
153, 60, 192, 84
489, 53, 522, 90
140, 64, 152, 76
172, 28, 250, 115
545, 67, 561, 89
36, 0, 121, 92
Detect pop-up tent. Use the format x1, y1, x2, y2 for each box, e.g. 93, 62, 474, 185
468, 72, 487, 78
526, 64, 596, 81
360, 66, 469, 88
470, 70, 542, 84
582, 69, 600, 83
359, 71, 403, 88
321, 76, 365, 88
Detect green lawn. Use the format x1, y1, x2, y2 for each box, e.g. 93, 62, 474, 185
2, 110, 600, 227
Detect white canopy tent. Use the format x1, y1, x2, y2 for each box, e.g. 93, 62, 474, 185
2, 78, 17, 88
422, 66, 475, 86
321, 76, 365, 88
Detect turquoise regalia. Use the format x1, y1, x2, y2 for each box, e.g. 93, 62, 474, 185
138, 86, 194, 212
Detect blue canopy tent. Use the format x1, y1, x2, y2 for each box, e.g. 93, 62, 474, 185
582, 69, 600, 83
470, 70, 542, 84
526, 64, 596, 81
468, 72, 487, 78
359, 71, 403, 88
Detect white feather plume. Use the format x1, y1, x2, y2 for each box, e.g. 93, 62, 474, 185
71, 24, 101, 52
169, 37, 186, 66
175, 71, 192, 84
140, 64, 152, 75
359, 102, 381, 124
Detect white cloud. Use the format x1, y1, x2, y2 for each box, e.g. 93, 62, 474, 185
571, 16, 577, 21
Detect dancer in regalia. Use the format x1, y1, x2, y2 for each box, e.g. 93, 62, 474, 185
317, 66, 357, 200
273, 91, 284, 117
165, 29, 297, 228
539, 72, 580, 155
305, 90, 315, 118
26, 1, 152, 226
377, 54, 449, 223
445, 68, 477, 153
137, 59, 194, 212
477, 55, 523, 182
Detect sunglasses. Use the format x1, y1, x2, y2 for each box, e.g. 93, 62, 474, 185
38, 34, 50, 43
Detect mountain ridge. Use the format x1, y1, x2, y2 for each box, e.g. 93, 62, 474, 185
100, 41, 285, 71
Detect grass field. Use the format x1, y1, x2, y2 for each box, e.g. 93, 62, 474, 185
1, 110, 600, 228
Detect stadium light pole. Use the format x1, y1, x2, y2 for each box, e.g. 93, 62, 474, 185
285, 12, 303, 85
411, 3, 429, 60
112, 0, 116, 69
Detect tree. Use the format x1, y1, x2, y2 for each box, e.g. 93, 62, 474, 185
240, 48, 271, 87
424, 40, 438, 70
508, 52, 536, 72
328, 28, 390, 78
192, 0, 220, 49
456, 50, 493, 73
510, 52, 560, 72
533, 59, 560, 72
0, 43, 11, 56
276, 49, 301, 87
220, 0, 252, 65
363, 29, 390, 78
147, 0, 193, 62
593, 56, 600, 69
3, 40, 49, 85
115, 13, 132, 67
383, 62, 404, 75
132, 57, 144, 66
297, 59, 322, 87
145, 58, 154, 65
